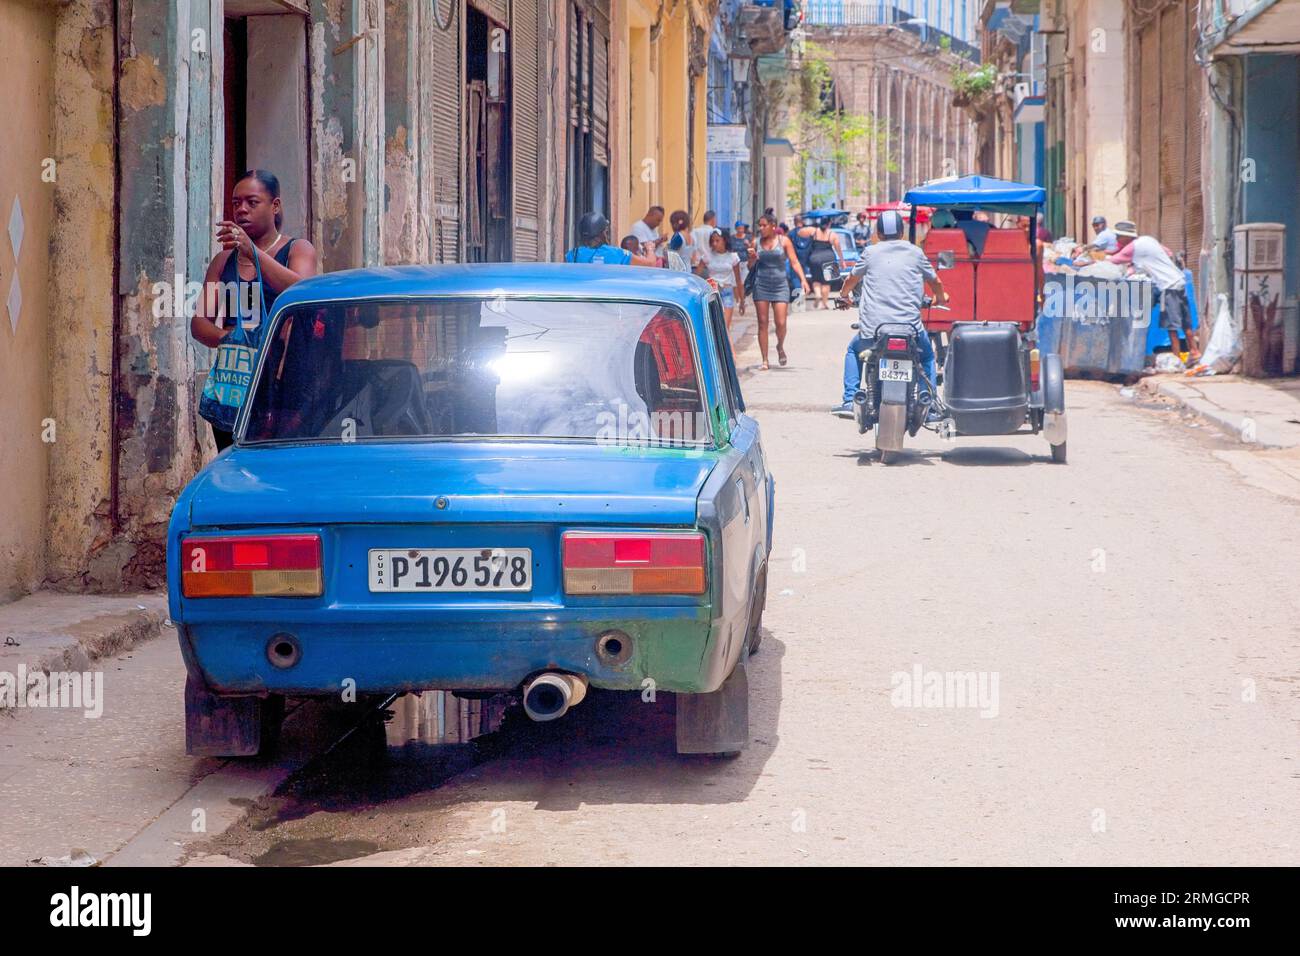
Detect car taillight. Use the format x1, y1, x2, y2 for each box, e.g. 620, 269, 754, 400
1029, 348, 1041, 391
182, 534, 322, 597
886, 337, 909, 351
562, 532, 707, 595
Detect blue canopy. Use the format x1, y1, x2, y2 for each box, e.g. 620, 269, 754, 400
799, 208, 850, 222
903, 175, 1046, 215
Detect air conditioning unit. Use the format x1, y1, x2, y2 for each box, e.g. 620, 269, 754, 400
1236, 222, 1285, 270
1234, 223, 1287, 376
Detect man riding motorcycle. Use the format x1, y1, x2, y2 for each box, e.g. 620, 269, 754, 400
832, 210, 948, 420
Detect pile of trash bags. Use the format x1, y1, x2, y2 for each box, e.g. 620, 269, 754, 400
1187, 293, 1241, 376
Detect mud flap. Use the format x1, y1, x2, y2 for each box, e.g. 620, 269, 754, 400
185, 676, 281, 757
675, 651, 749, 755
1043, 411, 1067, 446
876, 402, 906, 453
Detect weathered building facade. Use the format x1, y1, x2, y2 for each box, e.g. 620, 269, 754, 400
803, 4, 981, 208
1036, 0, 1131, 240
972, 1, 1046, 190
0, 0, 719, 603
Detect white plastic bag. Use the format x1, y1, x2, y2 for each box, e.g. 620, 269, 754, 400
1198, 293, 1241, 373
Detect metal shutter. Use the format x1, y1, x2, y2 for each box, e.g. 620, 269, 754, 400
592, 25, 609, 164
432, 0, 463, 263
514, 0, 542, 260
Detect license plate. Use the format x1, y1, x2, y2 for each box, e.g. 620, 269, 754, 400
879, 358, 913, 382
368, 548, 533, 592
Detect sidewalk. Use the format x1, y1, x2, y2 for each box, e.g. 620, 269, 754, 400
0, 590, 167, 708
1137, 373, 1300, 501
1137, 374, 1300, 449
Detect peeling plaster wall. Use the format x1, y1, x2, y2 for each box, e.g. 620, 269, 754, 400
110, 0, 208, 590
383, 0, 419, 263
44, 0, 118, 592
311, 0, 383, 270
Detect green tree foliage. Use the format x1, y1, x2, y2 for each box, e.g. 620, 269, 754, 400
780, 42, 895, 210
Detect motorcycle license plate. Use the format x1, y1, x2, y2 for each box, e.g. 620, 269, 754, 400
879, 358, 913, 382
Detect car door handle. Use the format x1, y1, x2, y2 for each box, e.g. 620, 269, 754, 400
735, 477, 750, 523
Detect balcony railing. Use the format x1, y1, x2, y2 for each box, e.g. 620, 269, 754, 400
803, 1, 981, 60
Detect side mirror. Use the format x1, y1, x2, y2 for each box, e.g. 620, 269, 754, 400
936, 251, 956, 270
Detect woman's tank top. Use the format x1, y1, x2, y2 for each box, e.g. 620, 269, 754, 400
220, 238, 296, 324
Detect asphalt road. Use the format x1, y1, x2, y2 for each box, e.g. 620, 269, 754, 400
193, 302, 1300, 866
7, 301, 1298, 867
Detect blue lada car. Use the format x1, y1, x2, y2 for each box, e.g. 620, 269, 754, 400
168, 264, 774, 757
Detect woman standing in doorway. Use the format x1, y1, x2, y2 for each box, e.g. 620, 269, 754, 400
192, 169, 318, 450
749, 214, 809, 370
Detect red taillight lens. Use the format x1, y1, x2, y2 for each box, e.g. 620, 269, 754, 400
886, 337, 909, 351
562, 532, 707, 595
182, 534, 322, 597
1029, 348, 1041, 391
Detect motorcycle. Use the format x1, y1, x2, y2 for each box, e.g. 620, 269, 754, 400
836, 295, 951, 464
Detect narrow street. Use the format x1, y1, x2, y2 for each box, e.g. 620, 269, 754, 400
103, 302, 1295, 867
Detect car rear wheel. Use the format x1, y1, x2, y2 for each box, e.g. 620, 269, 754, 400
746, 565, 768, 656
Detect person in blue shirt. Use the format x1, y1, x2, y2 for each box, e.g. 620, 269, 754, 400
1088, 215, 1118, 253
565, 212, 657, 266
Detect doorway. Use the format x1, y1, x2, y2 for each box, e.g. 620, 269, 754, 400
222, 5, 310, 239
466, 6, 512, 262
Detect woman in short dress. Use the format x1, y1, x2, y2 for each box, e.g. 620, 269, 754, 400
796, 217, 845, 310
748, 214, 809, 370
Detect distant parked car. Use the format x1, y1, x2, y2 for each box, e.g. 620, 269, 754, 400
828, 227, 862, 291
168, 264, 774, 757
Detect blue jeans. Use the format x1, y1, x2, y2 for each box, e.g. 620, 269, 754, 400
843, 332, 937, 404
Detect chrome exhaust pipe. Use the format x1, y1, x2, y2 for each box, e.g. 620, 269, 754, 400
522, 672, 588, 722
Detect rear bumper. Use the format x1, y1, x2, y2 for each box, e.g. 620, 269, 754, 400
177, 606, 727, 697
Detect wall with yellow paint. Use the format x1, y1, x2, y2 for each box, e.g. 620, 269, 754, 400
609, 0, 712, 240
0, 0, 56, 600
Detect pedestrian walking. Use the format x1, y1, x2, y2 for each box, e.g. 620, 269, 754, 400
795, 216, 844, 310
703, 230, 744, 328
749, 214, 809, 370
730, 222, 752, 302
692, 210, 719, 252
192, 169, 318, 452
851, 211, 872, 250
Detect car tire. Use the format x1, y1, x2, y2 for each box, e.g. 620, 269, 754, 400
746, 565, 767, 656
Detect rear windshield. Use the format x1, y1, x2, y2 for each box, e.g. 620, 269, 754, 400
241, 298, 711, 446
